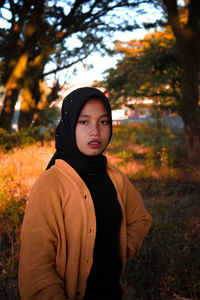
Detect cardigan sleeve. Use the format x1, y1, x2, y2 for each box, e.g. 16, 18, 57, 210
18, 173, 71, 300
123, 175, 152, 260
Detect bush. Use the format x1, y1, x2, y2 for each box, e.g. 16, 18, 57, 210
0, 196, 26, 299
32, 106, 60, 128
0, 126, 55, 151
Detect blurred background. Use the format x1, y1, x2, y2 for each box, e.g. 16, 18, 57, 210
0, 1, 200, 299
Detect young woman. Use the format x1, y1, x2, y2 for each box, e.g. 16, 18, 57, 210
19, 87, 152, 300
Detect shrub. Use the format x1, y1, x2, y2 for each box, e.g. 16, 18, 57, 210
0, 196, 26, 299
0, 126, 55, 151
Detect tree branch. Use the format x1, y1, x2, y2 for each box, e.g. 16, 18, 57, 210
42, 55, 89, 77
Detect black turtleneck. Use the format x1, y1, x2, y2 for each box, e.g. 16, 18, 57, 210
80, 168, 122, 300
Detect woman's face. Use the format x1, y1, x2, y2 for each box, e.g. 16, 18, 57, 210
75, 98, 111, 156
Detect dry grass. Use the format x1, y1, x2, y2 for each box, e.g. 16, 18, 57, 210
0, 141, 54, 205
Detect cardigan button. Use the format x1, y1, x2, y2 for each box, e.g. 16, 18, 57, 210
84, 195, 87, 199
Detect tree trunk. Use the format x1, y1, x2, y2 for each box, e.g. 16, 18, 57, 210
163, 0, 200, 163
18, 85, 37, 129
18, 45, 52, 129
0, 88, 19, 131
184, 120, 200, 163
0, 53, 28, 131
18, 78, 42, 129
178, 38, 200, 163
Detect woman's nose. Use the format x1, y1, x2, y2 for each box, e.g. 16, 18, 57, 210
89, 123, 99, 135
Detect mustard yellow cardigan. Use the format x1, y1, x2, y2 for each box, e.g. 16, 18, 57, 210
19, 159, 152, 300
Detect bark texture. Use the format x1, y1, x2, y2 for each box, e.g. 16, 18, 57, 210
163, 0, 200, 163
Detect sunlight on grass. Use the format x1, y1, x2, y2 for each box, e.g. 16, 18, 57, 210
0, 122, 198, 206
0, 142, 54, 207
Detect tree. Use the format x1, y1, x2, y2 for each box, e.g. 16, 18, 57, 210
0, 0, 52, 130
0, 0, 143, 131
102, 0, 200, 163
162, 0, 200, 163
101, 27, 181, 109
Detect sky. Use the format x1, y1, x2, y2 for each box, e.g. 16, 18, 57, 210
65, 28, 148, 86
45, 25, 161, 87
67, 0, 188, 87
44, 2, 164, 87
45, 27, 148, 88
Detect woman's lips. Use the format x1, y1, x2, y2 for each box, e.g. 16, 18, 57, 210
88, 140, 101, 148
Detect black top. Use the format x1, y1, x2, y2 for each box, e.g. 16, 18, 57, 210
81, 170, 122, 284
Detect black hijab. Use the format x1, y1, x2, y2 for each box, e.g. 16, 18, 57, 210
47, 87, 123, 290
46, 87, 112, 174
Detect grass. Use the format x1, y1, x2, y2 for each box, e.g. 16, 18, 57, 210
0, 122, 200, 299
0, 141, 54, 299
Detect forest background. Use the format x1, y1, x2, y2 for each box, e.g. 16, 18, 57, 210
0, 1, 200, 299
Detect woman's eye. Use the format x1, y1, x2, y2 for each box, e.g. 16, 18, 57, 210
101, 120, 109, 125
79, 120, 88, 125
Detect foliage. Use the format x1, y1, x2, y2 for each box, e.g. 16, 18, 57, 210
0, 0, 145, 130
0, 125, 54, 151
107, 120, 184, 175
100, 27, 181, 110
0, 105, 58, 151
0, 197, 25, 299
32, 106, 60, 128
0, 142, 54, 299
99, 0, 200, 163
